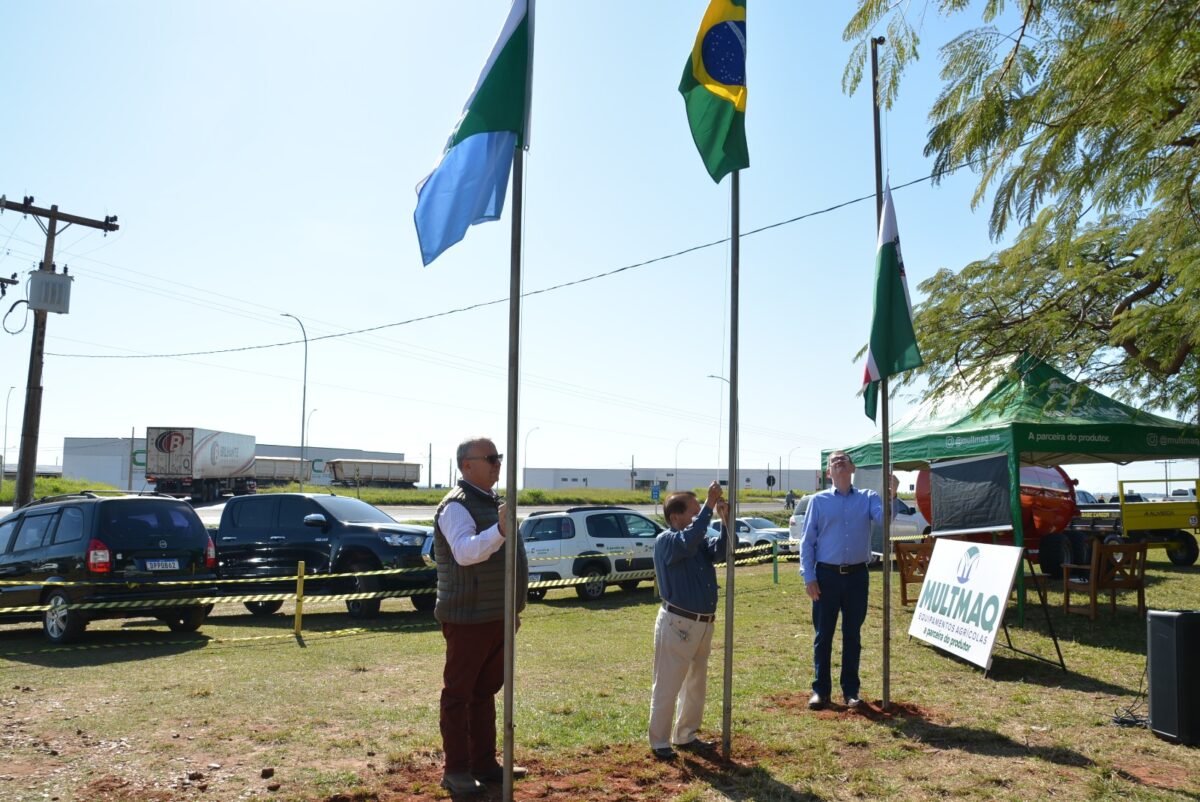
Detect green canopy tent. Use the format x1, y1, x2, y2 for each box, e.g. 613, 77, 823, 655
833, 354, 1200, 472
828, 353, 1200, 621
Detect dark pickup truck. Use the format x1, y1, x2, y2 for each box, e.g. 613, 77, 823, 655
213, 493, 435, 617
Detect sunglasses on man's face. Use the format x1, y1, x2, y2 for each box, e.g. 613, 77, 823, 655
467, 453, 504, 465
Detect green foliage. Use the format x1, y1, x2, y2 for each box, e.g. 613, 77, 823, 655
844, 0, 1200, 417
0, 476, 119, 505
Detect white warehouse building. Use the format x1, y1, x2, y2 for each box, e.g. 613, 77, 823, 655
523, 466, 821, 493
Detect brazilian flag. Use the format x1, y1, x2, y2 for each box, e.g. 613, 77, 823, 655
680, 0, 748, 184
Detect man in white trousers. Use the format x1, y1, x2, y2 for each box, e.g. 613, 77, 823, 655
647, 480, 731, 760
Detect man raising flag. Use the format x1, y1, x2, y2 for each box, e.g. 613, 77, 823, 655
863, 181, 922, 420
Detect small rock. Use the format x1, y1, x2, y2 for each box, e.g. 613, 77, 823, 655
366, 751, 375, 757
172, 733, 180, 739
267, 782, 281, 791
187, 771, 204, 781
198, 783, 208, 791
207, 763, 221, 770
260, 768, 274, 779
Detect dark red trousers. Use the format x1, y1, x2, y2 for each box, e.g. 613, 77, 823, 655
440, 619, 505, 773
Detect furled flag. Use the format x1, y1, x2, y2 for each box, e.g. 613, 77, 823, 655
679, 0, 749, 183
413, 0, 531, 266
863, 182, 923, 421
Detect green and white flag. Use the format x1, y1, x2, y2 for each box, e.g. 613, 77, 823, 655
863, 182, 922, 421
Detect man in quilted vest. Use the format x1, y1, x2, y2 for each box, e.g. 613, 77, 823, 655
433, 437, 529, 795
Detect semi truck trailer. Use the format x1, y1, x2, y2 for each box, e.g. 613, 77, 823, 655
145, 427, 257, 503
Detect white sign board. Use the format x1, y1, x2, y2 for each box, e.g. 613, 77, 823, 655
908, 540, 1023, 669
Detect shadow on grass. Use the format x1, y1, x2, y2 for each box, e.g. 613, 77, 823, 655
681, 750, 825, 801
905, 636, 1141, 697
198, 606, 441, 635
0, 624, 210, 667
533, 583, 658, 613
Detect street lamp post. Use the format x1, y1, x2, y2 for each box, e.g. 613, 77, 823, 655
706, 375, 730, 481
673, 437, 688, 493
786, 445, 803, 492
2, 386, 14, 496
305, 408, 318, 486
523, 427, 540, 489
281, 313, 308, 492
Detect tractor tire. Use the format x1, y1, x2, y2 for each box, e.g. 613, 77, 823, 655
1167, 530, 1199, 566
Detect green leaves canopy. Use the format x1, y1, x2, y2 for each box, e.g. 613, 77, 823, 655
844, 0, 1200, 419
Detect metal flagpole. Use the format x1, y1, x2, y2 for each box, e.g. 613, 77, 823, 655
503, 5, 534, 799
870, 35, 893, 712
502, 144, 523, 802
721, 169, 740, 759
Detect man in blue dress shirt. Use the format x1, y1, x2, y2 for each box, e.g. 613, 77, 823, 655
647, 480, 730, 760
800, 451, 889, 710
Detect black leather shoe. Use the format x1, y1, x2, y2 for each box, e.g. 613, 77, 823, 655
675, 738, 717, 752
651, 746, 677, 761
440, 772, 484, 795
845, 696, 863, 709
472, 764, 528, 783
808, 692, 827, 710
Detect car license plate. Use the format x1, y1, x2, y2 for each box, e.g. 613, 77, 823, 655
146, 559, 179, 571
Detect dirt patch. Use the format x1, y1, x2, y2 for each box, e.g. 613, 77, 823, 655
80, 775, 178, 802
763, 691, 941, 724
373, 738, 785, 801
1116, 758, 1195, 793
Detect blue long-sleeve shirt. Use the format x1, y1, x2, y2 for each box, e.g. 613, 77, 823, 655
800, 485, 885, 579
654, 505, 730, 614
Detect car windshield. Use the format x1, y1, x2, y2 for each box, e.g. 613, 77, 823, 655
98, 499, 204, 539
1075, 490, 1098, 504
744, 518, 775, 529
315, 496, 396, 524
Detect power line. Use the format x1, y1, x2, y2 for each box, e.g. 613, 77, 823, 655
44, 162, 974, 361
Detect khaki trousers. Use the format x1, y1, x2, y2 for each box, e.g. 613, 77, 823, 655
648, 606, 714, 749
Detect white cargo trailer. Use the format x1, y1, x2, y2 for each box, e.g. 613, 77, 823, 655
146, 427, 257, 502
328, 458, 420, 488
254, 456, 313, 486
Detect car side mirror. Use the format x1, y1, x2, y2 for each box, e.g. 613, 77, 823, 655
303, 513, 327, 528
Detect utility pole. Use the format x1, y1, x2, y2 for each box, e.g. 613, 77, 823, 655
2, 196, 118, 508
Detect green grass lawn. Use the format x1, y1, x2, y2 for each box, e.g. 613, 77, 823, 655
1, 554, 1197, 801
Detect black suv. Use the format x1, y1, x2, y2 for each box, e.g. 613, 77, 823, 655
0, 492, 218, 643
213, 493, 436, 617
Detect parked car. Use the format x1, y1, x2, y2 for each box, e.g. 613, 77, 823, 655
213, 493, 435, 617
0, 492, 218, 643
782, 493, 930, 559
712, 517, 789, 550
782, 495, 814, 554
1074, 489, 1100, 505
520, 506, 662, 601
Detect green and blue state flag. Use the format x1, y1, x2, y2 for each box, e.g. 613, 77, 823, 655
863, 182, 923, 421
414, 0, 531, 266
679, 0, 748, 183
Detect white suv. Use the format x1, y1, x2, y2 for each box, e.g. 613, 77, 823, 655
519, 506, 662, 601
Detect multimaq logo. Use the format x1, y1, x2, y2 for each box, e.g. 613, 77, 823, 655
154, 430, 187, 453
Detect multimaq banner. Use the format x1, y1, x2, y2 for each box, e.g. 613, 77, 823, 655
908, 540, 1022, 669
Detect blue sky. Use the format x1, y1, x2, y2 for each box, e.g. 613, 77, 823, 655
0, 1, 1191, 494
